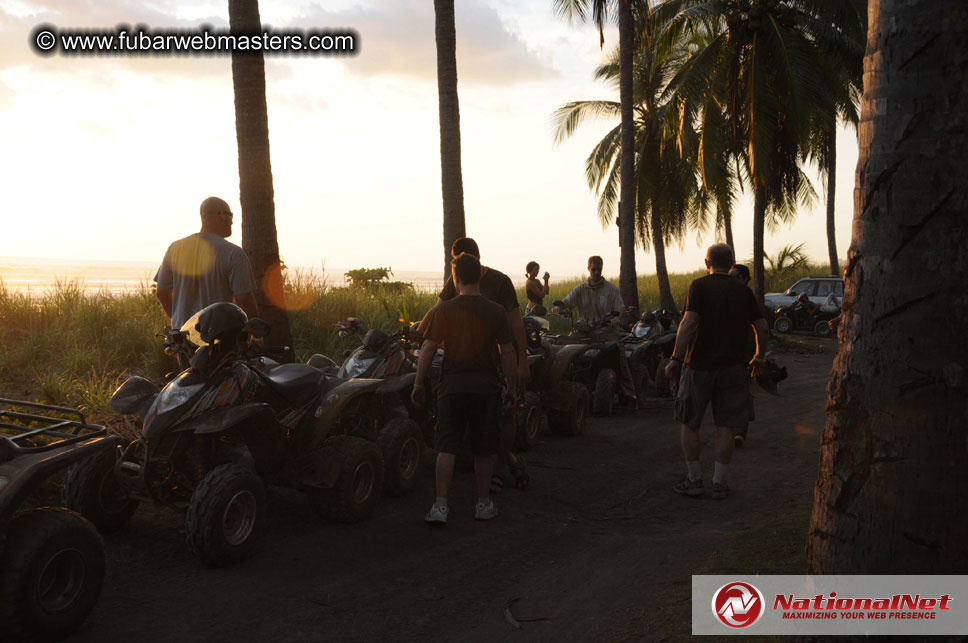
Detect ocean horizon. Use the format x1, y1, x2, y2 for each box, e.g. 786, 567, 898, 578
0, 256, 531, 296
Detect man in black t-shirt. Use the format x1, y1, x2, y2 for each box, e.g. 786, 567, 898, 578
664, 244, 769, 499
419, 237, 531, 492
413, 252, 517, 524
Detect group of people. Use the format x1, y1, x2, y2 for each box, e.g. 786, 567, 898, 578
155, 199, 769, 526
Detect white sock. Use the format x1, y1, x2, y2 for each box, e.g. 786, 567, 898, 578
435, 497, 448, 508
686, 460, 702, 482
713, 462, 728, 485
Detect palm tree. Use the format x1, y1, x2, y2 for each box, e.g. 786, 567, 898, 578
434, 0, 466, 279
657, 0, 861, 301
807, 0, 968, 573
553, 32, 703, 313
228, 0, 292, 351
554, 0, 642, 310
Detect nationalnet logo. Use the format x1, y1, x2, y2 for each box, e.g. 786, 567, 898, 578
712, 581, 765, 628
772, 592, 953, 621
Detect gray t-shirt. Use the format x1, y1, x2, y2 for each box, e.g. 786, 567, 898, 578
154, 232, 255, 328
561, 279, 625, 323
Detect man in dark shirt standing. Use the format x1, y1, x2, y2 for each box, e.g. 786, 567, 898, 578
665, 244, 769, 498
413, 253, 517, 524
421, 237, 531, 491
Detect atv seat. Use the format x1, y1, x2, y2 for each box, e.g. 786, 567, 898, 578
264, 364, 327, 403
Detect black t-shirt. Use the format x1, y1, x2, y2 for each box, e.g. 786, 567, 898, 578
440, 267, 519, 312
426, 295, 512, 397
684, 273, 764, 370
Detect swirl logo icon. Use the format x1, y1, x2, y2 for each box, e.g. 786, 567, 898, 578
712, 581, 765, 629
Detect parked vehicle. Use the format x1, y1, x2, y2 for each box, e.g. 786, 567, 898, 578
64, 303, 413, 567
522, 310, 589, 436
764, 276, 844, 311
773, 294, 841, 337
1, 399, 120, 642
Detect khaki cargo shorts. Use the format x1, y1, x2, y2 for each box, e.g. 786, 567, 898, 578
674, 364, 750, 430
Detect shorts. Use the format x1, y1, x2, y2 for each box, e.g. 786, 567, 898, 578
674, 364, 751, 430
435, 391, 500, 457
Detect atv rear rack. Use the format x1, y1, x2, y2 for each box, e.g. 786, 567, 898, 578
0, 398, 107, 455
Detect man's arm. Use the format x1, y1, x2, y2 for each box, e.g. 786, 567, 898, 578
156, 288, 174, 319
750, 318, 770, 376
234, 292, 260, 321
411, 339, 440, 406
670, 311, 699, 361
499, 341, 517, 394
416, 299, 444, 336
507, 310, 530, 385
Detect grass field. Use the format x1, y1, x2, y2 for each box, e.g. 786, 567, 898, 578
0, 263, 831, 412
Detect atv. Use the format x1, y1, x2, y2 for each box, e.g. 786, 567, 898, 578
0, 399, 121, 642
773, 294, 840, 337
63, 303, 415, 568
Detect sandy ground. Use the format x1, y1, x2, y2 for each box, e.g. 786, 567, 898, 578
69, 339, 835, 642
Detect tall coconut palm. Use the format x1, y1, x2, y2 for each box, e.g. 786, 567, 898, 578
553, 34, 704, 313
807, 0, 968, 573
433, 0, 466, 279
228, 0, 292, 351
554, 0, 642, 310
657, 0, 861, 300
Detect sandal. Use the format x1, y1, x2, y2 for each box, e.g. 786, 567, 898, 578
509, 456, 530, 491
490, 474, 504, 494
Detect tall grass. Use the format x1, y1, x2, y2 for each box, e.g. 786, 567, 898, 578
0, 263, 832, 412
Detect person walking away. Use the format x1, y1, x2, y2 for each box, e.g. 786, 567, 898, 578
155, 196, 258, 331
665, 244, 769, 498
419, 237, 532, 492
413, 252, 517, 524
525, 261, 550, 314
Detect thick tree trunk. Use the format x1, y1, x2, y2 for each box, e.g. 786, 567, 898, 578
751, 185, 766, 302
228, 0, 292, 353
807, 0, 968, 573
617, 0, 639, 309
651, 205, 677, 314
434, 0, 466, 279
826, 114, 840, 276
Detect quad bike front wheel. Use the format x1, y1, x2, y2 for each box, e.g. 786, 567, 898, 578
814, 320, 832, 338
186, 464, 267, 567
592, 368, 617, 416
0, 508, 105, 642
63, 446, 139, 534
773, 316, 793, 333
378, 417, 424, 496
514, 392, 543, 452
549, 381, 589, 436
308, 436, 384, 523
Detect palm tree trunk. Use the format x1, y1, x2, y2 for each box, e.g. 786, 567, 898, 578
807, 0, 968, 573
719, 203, 734, 252
826, 115, 840, 276
651, 205, 677, 313
434, 0, 466, 279
228, 0, 292, 352
617, 0, 638, 309
751, 185, 767, 302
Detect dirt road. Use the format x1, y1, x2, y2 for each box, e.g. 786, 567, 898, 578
72, 341, 834, 642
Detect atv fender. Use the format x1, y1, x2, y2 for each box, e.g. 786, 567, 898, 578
178, 403, 276, 435
109, 376, 159, 421
376, 372, 415, 395
310, 379, 383, 450
550, 344, 588, 384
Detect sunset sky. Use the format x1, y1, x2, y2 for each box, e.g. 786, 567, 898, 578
0, 0, 858, 282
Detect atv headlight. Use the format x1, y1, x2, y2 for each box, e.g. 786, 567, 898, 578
156, 382, 205, 414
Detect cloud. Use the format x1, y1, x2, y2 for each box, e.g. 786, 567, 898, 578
290, 0, 557, 85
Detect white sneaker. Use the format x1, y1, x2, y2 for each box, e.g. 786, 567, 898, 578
474, 500, 499, 521
424, 503, 448, 524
